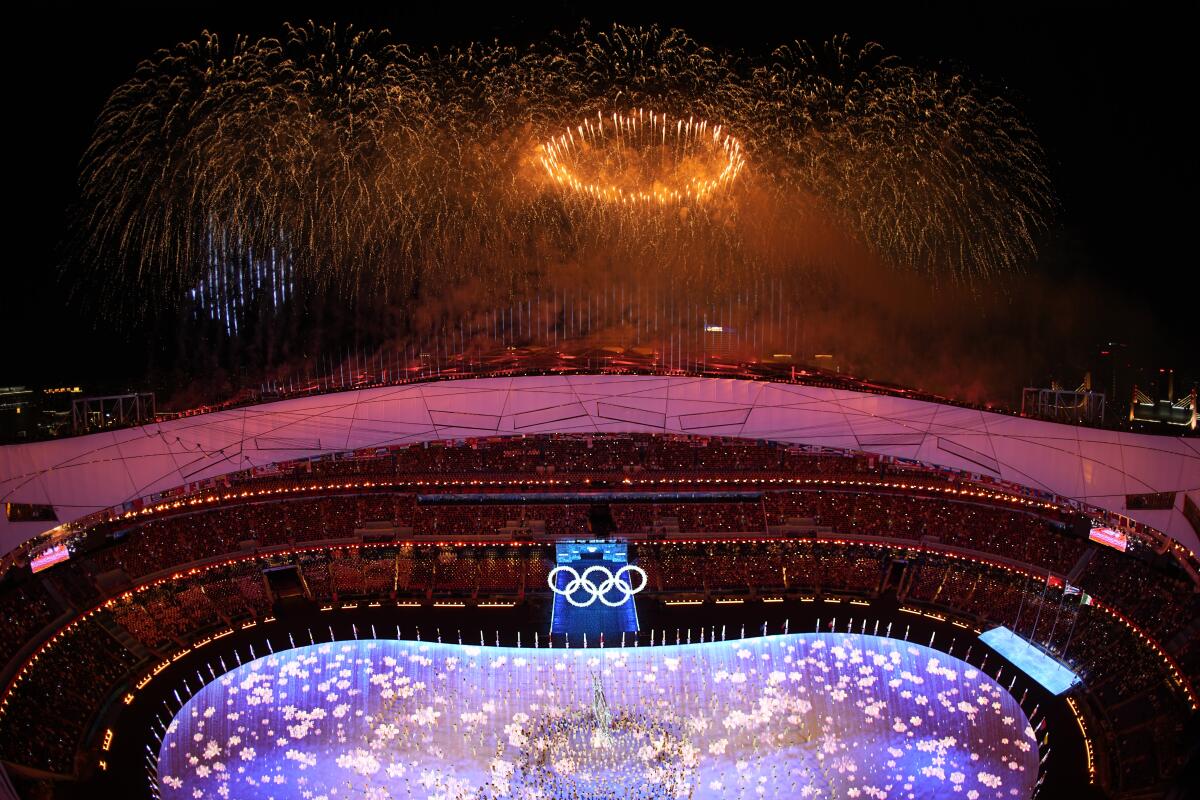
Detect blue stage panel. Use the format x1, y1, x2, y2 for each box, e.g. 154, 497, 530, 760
550, 541, 640, 637
979, 626, 1081, 695
158, 633, 1039, 799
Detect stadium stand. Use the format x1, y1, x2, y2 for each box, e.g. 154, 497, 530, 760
0, 434, 1195, 795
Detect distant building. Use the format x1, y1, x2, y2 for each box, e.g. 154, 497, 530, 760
1130, 369, 1197, 430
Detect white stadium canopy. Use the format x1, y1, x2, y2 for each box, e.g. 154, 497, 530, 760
2, 374, 1198, 556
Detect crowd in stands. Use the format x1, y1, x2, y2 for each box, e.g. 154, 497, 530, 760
638, 541, 882, 596
227, 492, 1073, 566
53, 539, 1197, 698
74, 491, 1078, 579
0, 578, 62, 666
1083, 547, 1197, 662
9, 436, 1192, 680
299, 435, 865, 479
765, 491, 1084, 572
0, 435, 1195, 792
116, 435, 902, 508
0, 616, 137, 772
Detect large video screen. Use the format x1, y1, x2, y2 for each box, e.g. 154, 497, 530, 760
30, 543, 71, 573
1089, 526, 1128, 552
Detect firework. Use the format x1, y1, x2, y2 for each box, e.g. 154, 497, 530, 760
537, 110, 745, 205
73, 23, 1052, 327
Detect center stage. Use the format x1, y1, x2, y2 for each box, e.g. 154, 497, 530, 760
157, 633, 1038, 799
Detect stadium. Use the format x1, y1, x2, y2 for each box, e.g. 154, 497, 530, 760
2, 9, 1198, 800
1, 367, 1198, 799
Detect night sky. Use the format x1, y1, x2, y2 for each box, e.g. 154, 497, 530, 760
9, 2, 1196, 395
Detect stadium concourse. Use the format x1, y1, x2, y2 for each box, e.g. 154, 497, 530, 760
0, 380, 1197, 798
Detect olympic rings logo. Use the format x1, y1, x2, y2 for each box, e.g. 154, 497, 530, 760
548, 565, 648, 607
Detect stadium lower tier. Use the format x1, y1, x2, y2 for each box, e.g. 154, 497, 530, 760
0, 540, 1193, 798
157, 634, 1039, 800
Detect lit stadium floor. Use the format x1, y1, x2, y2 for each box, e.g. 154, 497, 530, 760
157, 634, 1038, 799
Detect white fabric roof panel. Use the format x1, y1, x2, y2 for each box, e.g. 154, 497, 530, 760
2, 374, 1198, 555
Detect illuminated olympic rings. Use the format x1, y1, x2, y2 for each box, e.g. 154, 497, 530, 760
547, 565, 648, 607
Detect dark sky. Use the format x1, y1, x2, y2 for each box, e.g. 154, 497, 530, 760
9, 2, 1196, 390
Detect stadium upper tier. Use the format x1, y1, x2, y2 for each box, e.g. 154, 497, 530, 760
2, 374, 1198, 556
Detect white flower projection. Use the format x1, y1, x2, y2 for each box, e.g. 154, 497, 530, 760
158, 634, 1038, 799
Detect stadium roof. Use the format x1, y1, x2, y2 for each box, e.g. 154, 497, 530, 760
2, 374, 1198, 556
